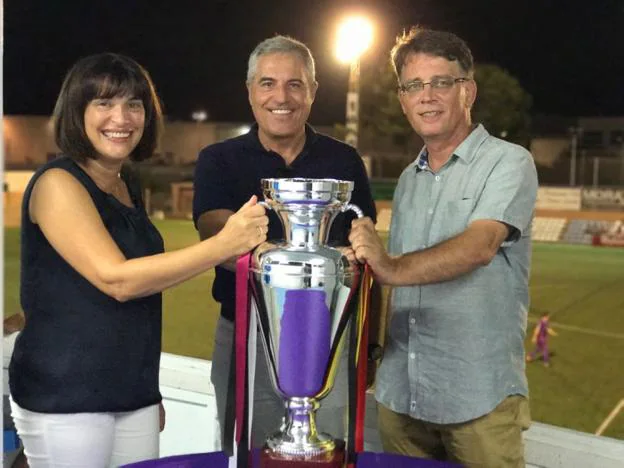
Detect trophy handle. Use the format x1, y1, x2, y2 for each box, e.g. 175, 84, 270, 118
342, 203, 364, 218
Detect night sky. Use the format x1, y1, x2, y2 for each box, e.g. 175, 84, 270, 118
5, 0, 624, 125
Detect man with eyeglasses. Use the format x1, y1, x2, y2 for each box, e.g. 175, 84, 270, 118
192, 35, 376, 449
349, 28, 537, 467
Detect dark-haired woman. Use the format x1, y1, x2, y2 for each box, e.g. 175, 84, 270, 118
8, 53, 268, 467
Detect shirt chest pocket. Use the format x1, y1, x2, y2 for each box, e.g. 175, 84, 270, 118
431, 198, 475, 243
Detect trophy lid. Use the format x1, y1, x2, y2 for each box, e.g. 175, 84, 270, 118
261, 178, 354, 205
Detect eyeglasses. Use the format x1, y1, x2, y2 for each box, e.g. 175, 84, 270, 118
398, 75, 471, 95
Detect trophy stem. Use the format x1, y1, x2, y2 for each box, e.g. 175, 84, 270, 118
266, 397, 335, 456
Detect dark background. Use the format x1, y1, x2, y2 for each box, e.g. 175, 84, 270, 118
5, 0, 624, 124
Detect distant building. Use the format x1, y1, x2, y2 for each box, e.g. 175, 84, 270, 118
2, 115, 415, 179
2, 115, 256, 169
6, 114, 622, 187
530, 115, 624, 187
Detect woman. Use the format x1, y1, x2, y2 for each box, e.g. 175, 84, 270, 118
8, 53, 268, 467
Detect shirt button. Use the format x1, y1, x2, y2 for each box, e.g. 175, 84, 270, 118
428, 208, 434, 215
435, 175, 441, 181
410, 318, 416, 325
410, 352, 416, 359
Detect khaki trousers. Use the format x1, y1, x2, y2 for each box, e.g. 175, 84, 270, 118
378, 395, 531, 468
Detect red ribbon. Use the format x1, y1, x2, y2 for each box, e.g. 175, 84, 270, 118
234, 253, 252, 446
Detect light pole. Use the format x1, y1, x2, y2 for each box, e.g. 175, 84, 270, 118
568, 126, 583, 187
335, 16, 373, 152
191, 109, 208, 160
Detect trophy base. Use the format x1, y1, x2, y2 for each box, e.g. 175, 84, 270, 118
259, 439, 345, 468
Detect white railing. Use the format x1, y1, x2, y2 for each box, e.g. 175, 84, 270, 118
4, 344, 624, 467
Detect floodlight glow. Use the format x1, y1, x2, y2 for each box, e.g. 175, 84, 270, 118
335, 16, 373, 64
191, 110, 208, 122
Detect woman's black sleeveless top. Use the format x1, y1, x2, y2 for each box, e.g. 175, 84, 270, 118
10, 156, 164, 413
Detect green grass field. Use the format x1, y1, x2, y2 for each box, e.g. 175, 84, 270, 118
4, 221, 624, 439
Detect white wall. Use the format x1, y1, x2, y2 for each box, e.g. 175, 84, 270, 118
158, 353, 219, 456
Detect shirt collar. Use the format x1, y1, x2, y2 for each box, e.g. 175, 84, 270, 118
410, 123, 490, 172
413, 149, 430, 172
452, 123, 490, 163
243, 122, 319, 157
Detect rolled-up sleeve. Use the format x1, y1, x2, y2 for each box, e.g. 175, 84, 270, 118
469, 144, 538, 243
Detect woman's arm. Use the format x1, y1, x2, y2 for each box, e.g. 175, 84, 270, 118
30, 169, 268, 302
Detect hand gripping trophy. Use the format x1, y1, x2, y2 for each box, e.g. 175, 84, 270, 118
233, 178, 372, 468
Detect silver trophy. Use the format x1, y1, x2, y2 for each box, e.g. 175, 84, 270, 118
250, 178, 363, 460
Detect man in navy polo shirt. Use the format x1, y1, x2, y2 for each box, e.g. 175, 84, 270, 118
192, 35, 376, 448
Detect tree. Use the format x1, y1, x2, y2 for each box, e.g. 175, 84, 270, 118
333, 60, 417, 155
359, 60, 415, 152
472, 64, 532, 147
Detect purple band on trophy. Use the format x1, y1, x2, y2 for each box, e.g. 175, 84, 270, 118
278, 290, 330, 397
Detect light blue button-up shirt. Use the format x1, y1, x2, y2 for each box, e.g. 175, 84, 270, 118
375, 124, 538, 424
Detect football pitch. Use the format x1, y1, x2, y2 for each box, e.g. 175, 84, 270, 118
4, 220, 624, 439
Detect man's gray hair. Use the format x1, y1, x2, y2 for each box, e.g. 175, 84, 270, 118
247, 35, 316, 84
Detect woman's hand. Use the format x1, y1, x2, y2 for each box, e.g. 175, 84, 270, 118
217, 196, 269, 257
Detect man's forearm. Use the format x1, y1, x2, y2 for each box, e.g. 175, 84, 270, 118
389, 236, 485, 286
386, 221, 506, 286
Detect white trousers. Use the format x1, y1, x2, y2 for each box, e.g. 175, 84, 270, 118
10, 397, 159, 468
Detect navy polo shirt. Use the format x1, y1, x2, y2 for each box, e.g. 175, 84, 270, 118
193, 123, 376, 322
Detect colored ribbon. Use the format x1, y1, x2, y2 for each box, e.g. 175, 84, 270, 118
234, 253, 252, 468
355, 265, 373, 452
346, 264, 373, 467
